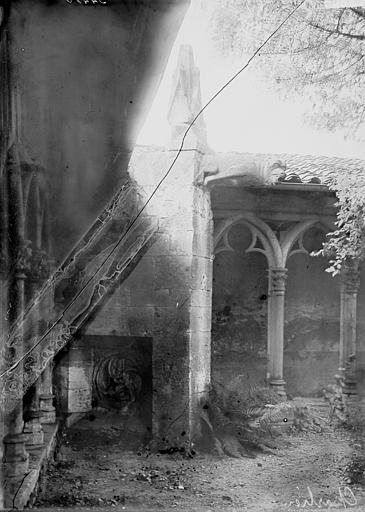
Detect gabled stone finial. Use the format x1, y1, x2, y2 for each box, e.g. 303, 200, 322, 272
167, 44, 207, 149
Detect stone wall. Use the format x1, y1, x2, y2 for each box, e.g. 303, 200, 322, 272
284, 252, 341, 396
55, 145, 214, 444
54, 336, 152, 425
212, 249, 268, 391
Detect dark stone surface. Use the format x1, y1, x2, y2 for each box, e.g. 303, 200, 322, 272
8, 0, 189, 261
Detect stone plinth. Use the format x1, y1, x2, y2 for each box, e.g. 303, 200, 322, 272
2, 433, 29, 478
39, 394, 56, 424
23, 409, 44, 448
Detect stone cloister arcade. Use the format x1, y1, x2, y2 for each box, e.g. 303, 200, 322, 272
210, 189, 361, 398
0, 142, 56, 480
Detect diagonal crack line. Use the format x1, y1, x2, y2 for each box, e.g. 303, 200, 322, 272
0, 0, 307, 379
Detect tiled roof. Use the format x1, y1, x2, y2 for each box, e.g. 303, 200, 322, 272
133, 145, 365, 187
272, 153, 365, 185
205, 151, 365, 187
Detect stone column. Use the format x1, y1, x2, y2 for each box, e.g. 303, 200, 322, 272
2, 142, 32, 484
339, 262, 360, 395
148, 45, 212, 446
40, 257, 56, 423
23, 392, 44, 448
22, 262, 45, 446
0, 173, 9, 510
267, 267, 287, 396
150, 167, 213, 447
2, 241, 30, 478
39, 364, 56, 425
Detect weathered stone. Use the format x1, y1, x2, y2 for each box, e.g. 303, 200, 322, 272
2, 433, 29, 477
66, 366, 93, 391
154, 255, 193, 290
189, 305, 212, 332
129, 259, 156, 306
151, 288, 174, 307
23, 411, 44, 448
39, 394, 56, 424
169, 230, 194, 256
148, 234, 171, 257
158, 209, 194, 232
119, 306, 154, 336
58, 43, 213, 446
190, 289, 212, 308
191, 257, 213, 291
67, 388, 92, 413
116, 286, 132, 307
152, 306, 190, 335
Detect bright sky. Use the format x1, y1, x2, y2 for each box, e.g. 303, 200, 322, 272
137, 0, 365, 160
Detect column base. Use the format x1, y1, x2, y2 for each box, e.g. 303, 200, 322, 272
40, 394, 56, 424
269, 378, 287, 398
2, 433, 30, 477
23, 409, 44, 447
343, 375, 357, 396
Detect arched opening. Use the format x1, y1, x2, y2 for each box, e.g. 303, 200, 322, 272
285, 227, 340, 397
212, 222, 268, 391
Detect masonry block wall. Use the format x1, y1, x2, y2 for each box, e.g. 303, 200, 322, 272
55, 145, 213, 445
284, 252, 341, 396
54, 345, 94, 420
212, 249, 268, 392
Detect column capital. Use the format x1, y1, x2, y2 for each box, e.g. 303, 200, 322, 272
28, 249, 50, 281
13, 239, 32, 277
341, 264, 360, 295
269, 267, 288, 295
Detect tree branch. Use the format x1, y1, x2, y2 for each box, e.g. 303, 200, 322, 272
336, 8, 345, 32
308, 20, 365, 40
350, 8, 365, 20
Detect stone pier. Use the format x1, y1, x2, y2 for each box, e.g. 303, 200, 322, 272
267, 267, 288, 396
339, 261, 360, 395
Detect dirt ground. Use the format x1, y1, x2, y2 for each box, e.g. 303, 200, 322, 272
33, 410, 365, 512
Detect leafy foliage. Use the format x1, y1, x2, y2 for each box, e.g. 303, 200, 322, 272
323, 372, 349, 425
208, 0, 365, 140
204, 0, 365, 268
199, 382, 290, 457
322, 356, 365, 485
313, 173, 365, 273
322, 355, 360, 428
290, 404, 328, 433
